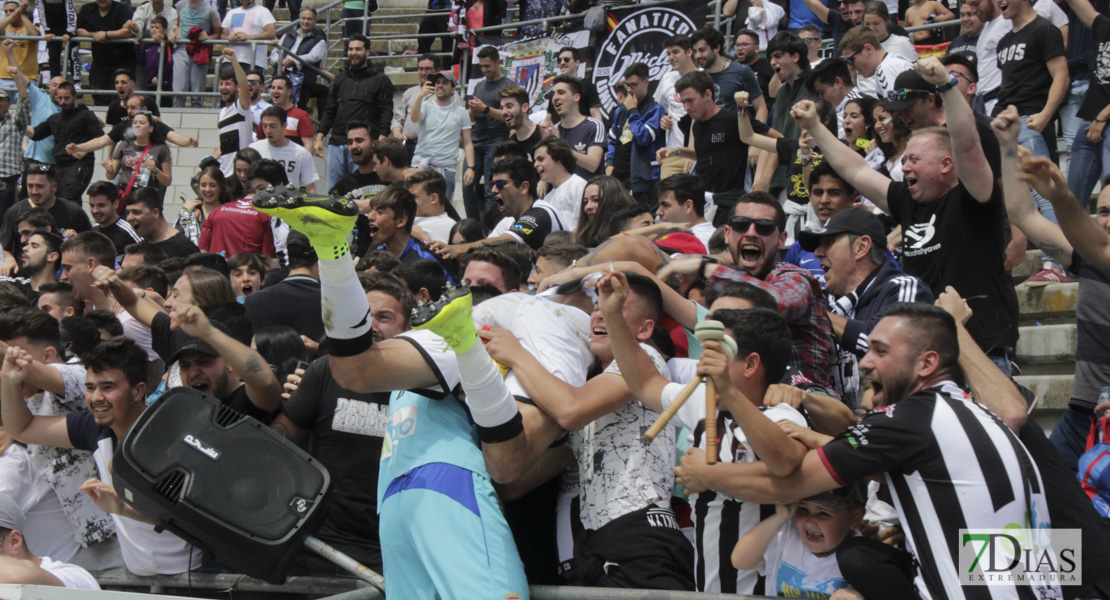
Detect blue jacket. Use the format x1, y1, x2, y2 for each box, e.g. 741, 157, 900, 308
831, 259, 934, 359
607, 96, 665, 194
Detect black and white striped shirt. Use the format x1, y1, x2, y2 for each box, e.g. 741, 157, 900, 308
819, 381, 1058, 600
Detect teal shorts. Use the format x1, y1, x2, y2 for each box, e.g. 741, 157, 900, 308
380, 462, 530, 599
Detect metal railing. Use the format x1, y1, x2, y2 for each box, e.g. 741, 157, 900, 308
92, 568, 775, 600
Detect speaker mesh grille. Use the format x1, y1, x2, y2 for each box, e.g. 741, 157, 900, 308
154, 471, 186, 503
215, 404, 244, 427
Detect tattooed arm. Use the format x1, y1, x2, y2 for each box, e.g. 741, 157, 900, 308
169, 304, 283, 412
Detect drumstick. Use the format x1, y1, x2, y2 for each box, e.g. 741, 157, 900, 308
642, 321, 733, 443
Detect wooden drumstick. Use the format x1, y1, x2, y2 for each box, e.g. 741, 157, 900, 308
693, 321, 727, 465
642, 321, 730, 442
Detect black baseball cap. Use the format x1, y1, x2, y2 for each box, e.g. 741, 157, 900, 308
797, 207, 887, 252
884, 70, 934, 112
171, 321, 232, 364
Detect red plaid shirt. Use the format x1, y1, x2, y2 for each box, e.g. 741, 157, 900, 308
707, 263, 838, 395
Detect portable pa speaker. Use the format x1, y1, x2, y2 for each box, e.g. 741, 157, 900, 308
112, 387, 333, 584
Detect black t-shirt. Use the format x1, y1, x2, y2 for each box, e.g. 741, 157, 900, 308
106, 100, 161, 127
557, 118, 606, 180
1079, 14, 1110, 120
108, 119, 172, 144
94, 219, 141, 259
223, 384, 274, 424
775, 136, 824, 206
282, 357, 389, 568
747, 57, 776, 103
971, 113, 1002, 180
329, 170, 384, 199
0, 198, 92, 253
507, 202, 561, 250
545, 79, 602, 125
154, 230, 200, 259
511, 125, 543, 160
692, 109, 749, 194
995, 16, 1066, 116
244, 275, 325, 342
885, 180, 1018, 352
829, 10, 853, 56
76, 1, 134, 65
945, 33, 979, 57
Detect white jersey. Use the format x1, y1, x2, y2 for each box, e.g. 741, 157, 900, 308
658, 382, 808, 593
414, 212, 457, 244
249, 139, 320, 189
857, 53, 915, 99
218, 100, 253, 177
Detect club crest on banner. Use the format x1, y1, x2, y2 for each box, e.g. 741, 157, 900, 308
592, 7, 697, 114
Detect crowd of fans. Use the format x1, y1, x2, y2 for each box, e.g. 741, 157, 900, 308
0, 0, 1106, 596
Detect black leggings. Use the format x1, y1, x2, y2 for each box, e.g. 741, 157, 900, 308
836, 535, 920, 599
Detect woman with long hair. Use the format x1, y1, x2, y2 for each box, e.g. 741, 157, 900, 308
176, 165, 232, 246
164, 267, 237, 313
574, 176, 636, 248
252, 326, 307, 385
108, 111, 172, 208
842, 96, 878, 151
869, 102, 912, 181
230, 147, 263, 200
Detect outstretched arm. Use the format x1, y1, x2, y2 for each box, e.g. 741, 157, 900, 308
1018, 153, 1110, 269
170, 304, 283, 412
918, 57, 995, 203
599, 272, 671, 412
992, 106, 1074, 269
790, 99, 893, 212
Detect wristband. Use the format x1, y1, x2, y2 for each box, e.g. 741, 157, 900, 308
1097, 116, 1110, 123
482, 106, 490, 115
935, 74, 959, 95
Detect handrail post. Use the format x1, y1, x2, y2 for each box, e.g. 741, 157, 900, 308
362, 0, 369, 36
61, 37, 70, 86
155, 38, 166, 106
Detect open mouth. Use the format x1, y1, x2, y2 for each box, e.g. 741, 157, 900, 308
905, 176, 919, 189
90, 403, 111, 414
367, 224, 380, 239
739, 243, 762, 265
240, 283, 254, 296
820, 260, 831, 272
191, 382, 211, 394
804, 529, 826, 544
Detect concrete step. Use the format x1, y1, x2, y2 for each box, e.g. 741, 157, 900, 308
1015, 323, 1077, 364
1014, 281, 1078, 321
1013, 374, 1073, 411
1012, 248, 1044, 282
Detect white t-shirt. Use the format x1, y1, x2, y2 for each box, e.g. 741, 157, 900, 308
488, 216, 515, 239
1034, 0, 1068, 29
976, 14, 1013, 97
762, 523, 852, 598
688, 221, 715, 251
39, 556, 101, 590
880, 34, 918, 63
572, 344, 674, 530
414, 212, 457, 243
543, 174, 587, 231
218, 100, 253, 177
414, 101, 471, 165
654, 70, 687, 149
221, 5, 275, 68
90, 435, 204, 575
249, 139, 320, 189
0, 444, 78, 564
857, 53, 915, 99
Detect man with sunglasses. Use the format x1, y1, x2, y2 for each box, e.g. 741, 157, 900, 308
246, 71, 272, 136
838, 25, 914, 99
660, 192, 838, 391
428, 156, 564, 258
791, 57, 1020, 373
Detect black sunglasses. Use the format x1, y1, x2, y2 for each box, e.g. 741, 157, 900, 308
558, 57, 573, 64
729, 216, 778, 236
490, 179, 522, 191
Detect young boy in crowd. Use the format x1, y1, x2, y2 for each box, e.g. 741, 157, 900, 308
732, 487, 865, 598
138, 16, 171, 92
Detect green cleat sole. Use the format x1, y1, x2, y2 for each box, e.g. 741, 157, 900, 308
253, 185, 359, 249
412, 284, 477, 350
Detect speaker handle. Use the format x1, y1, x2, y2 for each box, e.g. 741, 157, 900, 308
303, 535, 385, 592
